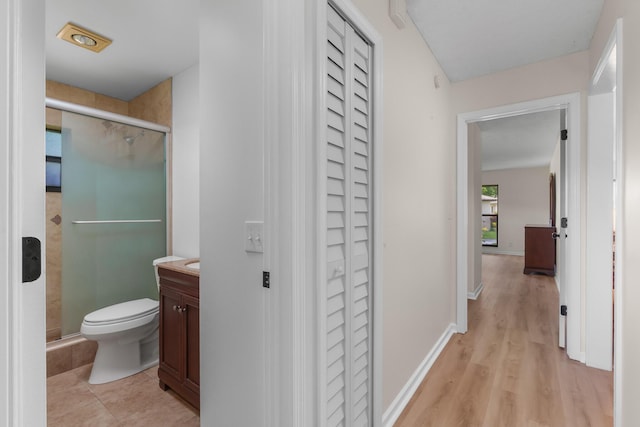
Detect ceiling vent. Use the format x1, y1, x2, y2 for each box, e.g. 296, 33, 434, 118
56, 23, 112, 53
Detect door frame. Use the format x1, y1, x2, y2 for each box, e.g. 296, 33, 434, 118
1, 0, 47, 425
588, 18, 623, 426
262, 0, 384, 424
456, 93, 582, 362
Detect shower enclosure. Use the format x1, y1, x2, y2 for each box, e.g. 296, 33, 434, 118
47, 104, 168, 339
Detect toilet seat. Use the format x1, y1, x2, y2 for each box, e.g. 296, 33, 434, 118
83, 298, 159, 326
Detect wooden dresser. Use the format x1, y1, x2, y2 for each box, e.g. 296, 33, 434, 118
524, 225, 556, 276
157, 259, 200, 410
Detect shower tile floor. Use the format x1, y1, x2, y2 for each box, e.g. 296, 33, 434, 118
47, 364, 199, 426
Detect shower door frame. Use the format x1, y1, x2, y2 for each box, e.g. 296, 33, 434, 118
46, 97, 172, 338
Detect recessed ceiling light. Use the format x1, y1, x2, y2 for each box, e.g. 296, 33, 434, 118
71, 34, 97, 47
57, 23, 112, 53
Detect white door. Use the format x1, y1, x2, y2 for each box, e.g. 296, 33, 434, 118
585, 92, 615, 370
322, 4, 373, 426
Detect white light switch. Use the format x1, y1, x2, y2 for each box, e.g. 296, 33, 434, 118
244, 221, 264, 253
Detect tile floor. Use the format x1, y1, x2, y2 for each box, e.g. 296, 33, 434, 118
47, 364, 199, 426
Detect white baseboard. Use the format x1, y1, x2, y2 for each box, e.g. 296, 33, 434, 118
382, 323, 457, 427
482, 249, 524, 256
578, 351, 586, 364
467, 282, 484, 300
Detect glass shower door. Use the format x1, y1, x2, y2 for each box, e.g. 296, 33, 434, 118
61, 111, 167, 336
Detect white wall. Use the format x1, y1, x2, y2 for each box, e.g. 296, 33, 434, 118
350, 0, 455, 411
172, 64, 200, 258
621, 4, 640, 422
481, 166, 550, 255
199, 2, 265, 425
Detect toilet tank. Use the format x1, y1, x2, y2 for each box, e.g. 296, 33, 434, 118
153, 256, 185, 290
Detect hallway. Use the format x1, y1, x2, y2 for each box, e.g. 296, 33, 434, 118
395, 254, 612, 427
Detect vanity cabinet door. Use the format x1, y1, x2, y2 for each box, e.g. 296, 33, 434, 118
157, 265, 200, 410
183, 294, 200, 395
159, 287, 183, 383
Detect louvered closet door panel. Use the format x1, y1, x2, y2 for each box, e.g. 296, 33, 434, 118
324, 5, 372, 427
349, 28, 371, 427
326, 6, 348, 426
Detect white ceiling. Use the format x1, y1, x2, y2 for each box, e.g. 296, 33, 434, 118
46, 0, 199, 101
45, 1, 594, 170
404, 0, 601, 170
406, 0, 604, 82
478, 110, 560, 171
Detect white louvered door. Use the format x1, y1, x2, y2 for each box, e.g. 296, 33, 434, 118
324, 4, 373, 426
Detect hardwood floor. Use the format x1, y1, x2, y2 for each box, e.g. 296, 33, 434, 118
395, 254, 613, 427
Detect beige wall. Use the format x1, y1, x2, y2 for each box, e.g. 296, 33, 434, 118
481, 167, 550, 255
451, 51, 590, 114
351, 0, 455, 410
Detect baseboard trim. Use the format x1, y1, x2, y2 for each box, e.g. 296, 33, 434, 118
382, 323, 457, 427
578, 351, 586, 364
482, 249, 524, 256
467, 282, 484, 300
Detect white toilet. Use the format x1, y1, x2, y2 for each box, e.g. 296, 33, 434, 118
81, 255, 184, 384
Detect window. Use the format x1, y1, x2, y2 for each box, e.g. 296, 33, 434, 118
482, 185, 498, 247
46, 128, 62, 192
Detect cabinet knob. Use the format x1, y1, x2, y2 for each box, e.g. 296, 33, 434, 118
173, 305, 179, 311
179, 306, 187, 313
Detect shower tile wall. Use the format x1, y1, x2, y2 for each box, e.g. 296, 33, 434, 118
46, 192, 62, 341
129, 79, 173, 127
46, 81, 129, 116
45, 79, 172, 372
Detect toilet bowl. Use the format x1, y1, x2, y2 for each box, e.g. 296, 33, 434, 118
81, 255, 184, 384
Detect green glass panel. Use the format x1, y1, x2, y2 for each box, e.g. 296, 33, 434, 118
61, 111, 166, 336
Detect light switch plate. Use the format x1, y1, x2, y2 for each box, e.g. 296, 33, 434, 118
244, 221, 264, 253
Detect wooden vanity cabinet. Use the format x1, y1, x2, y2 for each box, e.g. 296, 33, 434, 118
157, 266, 200, 410
524, 225, 556, 276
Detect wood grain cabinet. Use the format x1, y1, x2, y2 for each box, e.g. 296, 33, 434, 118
524, 225, 556, 276
157, 266, 200, 410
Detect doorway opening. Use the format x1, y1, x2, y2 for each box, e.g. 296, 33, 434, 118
456, 93, 582, 363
